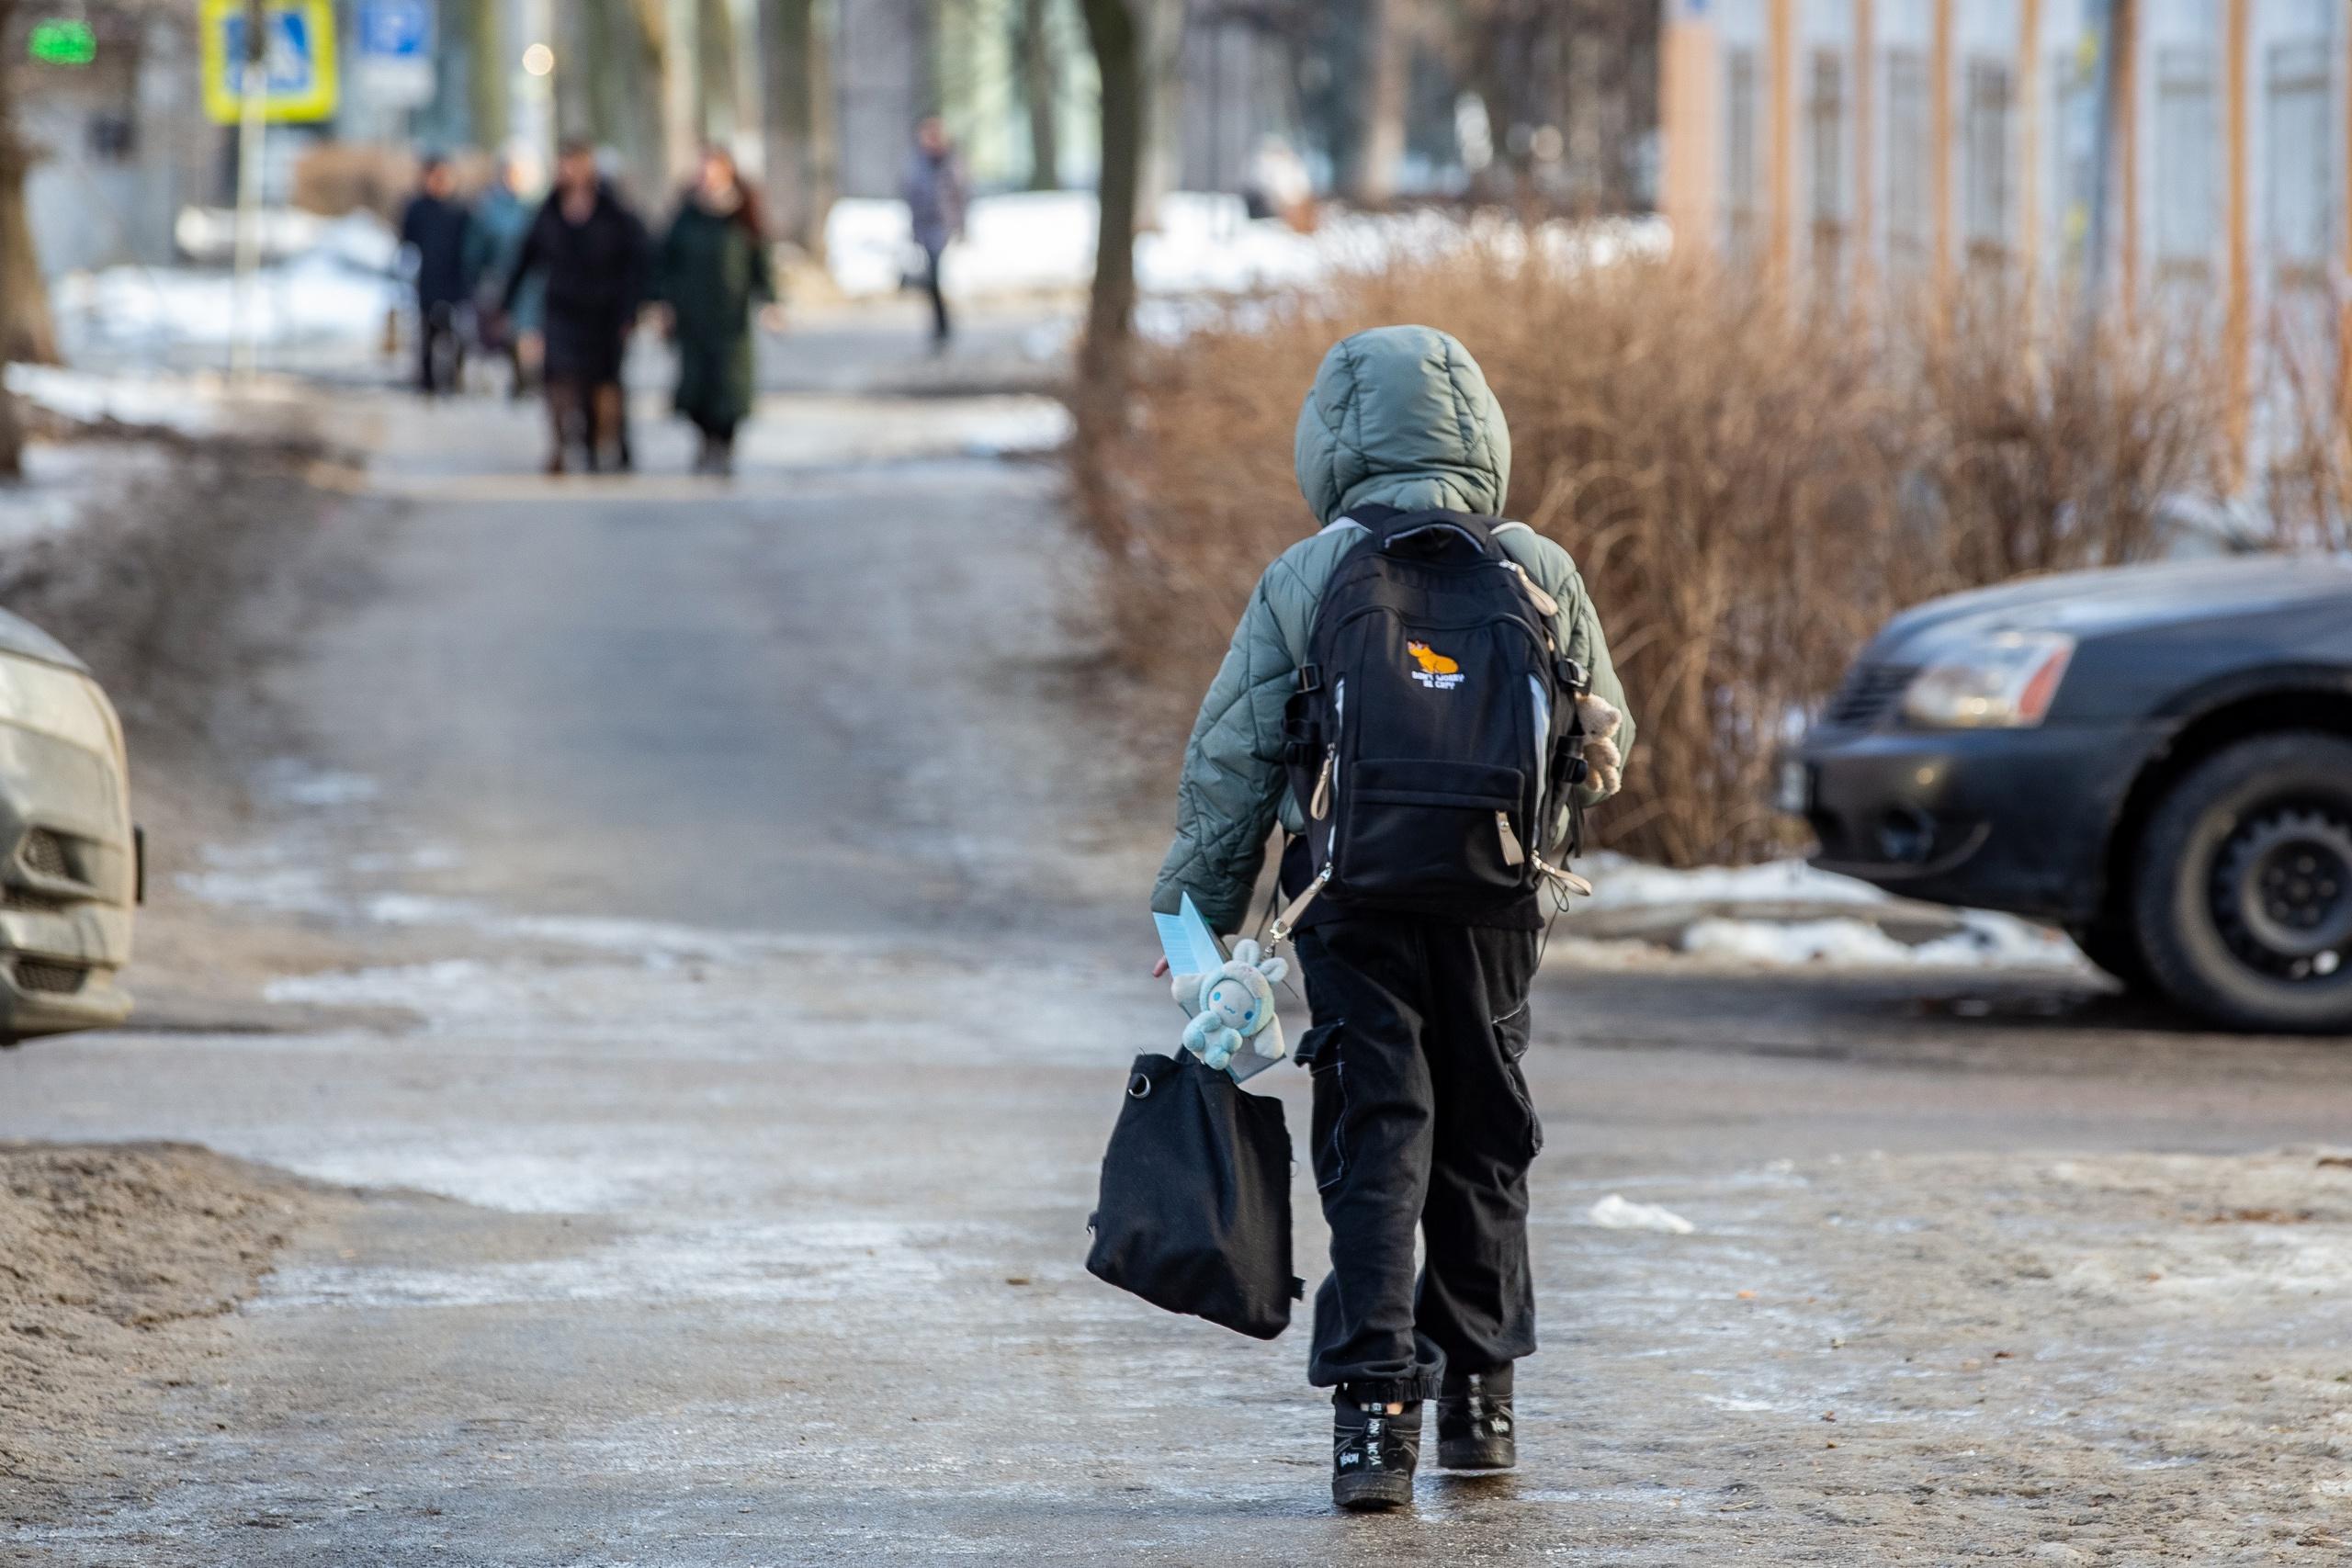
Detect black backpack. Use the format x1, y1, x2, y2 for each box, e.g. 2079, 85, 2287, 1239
1281, 507, 1590, 919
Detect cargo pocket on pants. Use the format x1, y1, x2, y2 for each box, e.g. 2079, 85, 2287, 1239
1302, 1021, 1349, 1194
1492, 1006, 1544, 1159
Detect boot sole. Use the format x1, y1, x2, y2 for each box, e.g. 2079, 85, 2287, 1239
1438, 1438, 1517, 1472
1332, 1472, 1414, 1510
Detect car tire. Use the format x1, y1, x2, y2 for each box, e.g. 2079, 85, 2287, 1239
2066, 915, 2151, 994
2133, 731, 2352, 1034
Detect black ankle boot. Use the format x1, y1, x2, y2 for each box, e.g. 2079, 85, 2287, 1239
1436, 1366, 1516, 1472
1331, 1394, 1420, 1510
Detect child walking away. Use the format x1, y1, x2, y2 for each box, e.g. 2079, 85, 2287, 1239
1149, 325, 1634, 1512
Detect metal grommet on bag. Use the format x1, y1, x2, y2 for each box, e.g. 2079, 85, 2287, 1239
1128, 1071, 1154, 1100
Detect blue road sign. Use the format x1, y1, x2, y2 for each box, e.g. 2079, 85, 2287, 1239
357, 0, 435, 61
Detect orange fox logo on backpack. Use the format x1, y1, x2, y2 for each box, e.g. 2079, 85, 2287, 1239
1406, 641, 1464, 690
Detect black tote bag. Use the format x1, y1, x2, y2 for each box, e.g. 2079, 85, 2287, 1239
1085, 1050, 1300, 1340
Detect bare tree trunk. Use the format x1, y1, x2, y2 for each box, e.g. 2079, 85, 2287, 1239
1132, 0, 1182, 227
577, 0, 667, 203
658, 0, 701, 188
758, 0, 834, 254
1020, 0, 1060, 190
555, 1, 598, 139
0, 131, 51, 368
698, 0, 739, 147
1342, 0, 1408, 205
0, 371, 20, 481
469, 0, 510, 149
0, 0, 51, 480
1078, 0, 1142, 424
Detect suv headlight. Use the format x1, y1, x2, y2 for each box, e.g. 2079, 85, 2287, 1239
1901, 632, 2075, 728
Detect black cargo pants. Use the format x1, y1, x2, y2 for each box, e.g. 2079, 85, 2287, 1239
1294, 915, 1543, 1404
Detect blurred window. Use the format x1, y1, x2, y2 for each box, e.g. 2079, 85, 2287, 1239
1963, 58, 2013, 257
2154, 47, 2218, 275
88, 112, 136, 164
1727, 47, 1761, 254
1885, 48, 1929, 271
2267, 39, 2334, 287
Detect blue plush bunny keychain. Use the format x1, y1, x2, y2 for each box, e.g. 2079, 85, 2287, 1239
1154, 893, 1289, 1079
1176, 937, 1289, 1071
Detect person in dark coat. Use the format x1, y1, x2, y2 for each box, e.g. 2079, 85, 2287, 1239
504, 141, 650, 474
899, 117, 967, 348
398, 156, 475, 396
655, 147, 776, 476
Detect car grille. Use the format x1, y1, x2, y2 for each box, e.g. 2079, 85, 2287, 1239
19, 829, 71, 880
1822, 663, 1918, 730
15, 958, 87, 994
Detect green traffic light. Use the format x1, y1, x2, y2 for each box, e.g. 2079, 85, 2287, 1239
28, 19, 97, 66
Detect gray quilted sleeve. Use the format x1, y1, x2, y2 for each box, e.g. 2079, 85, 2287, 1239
1149, 564, 1302, 935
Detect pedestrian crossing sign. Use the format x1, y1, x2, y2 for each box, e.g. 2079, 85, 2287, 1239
200, 0, 340, 125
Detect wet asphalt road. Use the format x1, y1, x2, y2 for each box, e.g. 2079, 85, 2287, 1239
6, 367, 2352, 1564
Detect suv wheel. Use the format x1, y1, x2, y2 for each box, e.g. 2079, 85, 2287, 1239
2133, 731, 2352, 1033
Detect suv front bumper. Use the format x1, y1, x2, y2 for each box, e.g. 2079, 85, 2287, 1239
1788, 722, 2165, 923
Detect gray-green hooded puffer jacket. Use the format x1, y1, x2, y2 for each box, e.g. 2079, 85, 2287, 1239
1150, 325, 1635, 935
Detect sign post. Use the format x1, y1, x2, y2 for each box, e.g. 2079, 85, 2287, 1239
232, 0, 266, 380
199, 0, 340, 378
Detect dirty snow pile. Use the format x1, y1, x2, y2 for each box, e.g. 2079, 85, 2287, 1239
0, 1144, 324, 1497
1569, 852, 2091, 974
54, 210, 404, 354
5, 361, 295, 439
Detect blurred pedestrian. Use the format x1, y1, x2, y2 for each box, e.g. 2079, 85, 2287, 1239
1244, 136, 1315, 230
468, 149, 547, 400
505, 141, 650, 474
398, 155, 474, 396
899, 116, 967, 349
656, 147, 777, 477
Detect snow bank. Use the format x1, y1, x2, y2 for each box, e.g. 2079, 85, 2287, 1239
1581, 852, 1894, 911
824, 190, 1669, 303
1679, 911, 2090, 972
55, 210, 403, 354
8, 363, 240, 436
1565, 853, 2093, 974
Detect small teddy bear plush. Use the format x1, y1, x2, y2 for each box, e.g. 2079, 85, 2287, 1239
1173, 938, 1290, 1070
1577, 692, 1624, 797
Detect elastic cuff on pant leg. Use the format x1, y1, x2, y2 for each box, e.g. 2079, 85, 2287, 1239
1336, 1376, 1438, 1408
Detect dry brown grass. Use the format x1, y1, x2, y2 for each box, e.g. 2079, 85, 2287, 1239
1075, 250, 2226, 866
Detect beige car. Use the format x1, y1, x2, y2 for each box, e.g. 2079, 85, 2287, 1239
0, 610, 134, 1042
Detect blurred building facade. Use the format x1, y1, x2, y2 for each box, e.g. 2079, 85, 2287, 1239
1659, 0, 2348, 476
22, 8, 212, 276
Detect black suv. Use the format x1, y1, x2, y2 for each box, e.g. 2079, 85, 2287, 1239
1787, 556, 2352, 1032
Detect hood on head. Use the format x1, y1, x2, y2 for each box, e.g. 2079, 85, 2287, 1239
1293, 325, 1511, 526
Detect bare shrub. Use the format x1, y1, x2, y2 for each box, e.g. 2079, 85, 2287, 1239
1075, 246, 2228, 867
2261, 305, 2352, 551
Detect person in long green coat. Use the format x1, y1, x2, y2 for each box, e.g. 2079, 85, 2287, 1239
655, 148, 776, 475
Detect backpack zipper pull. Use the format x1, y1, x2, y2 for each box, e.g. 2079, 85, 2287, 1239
1496, 811, 1526, 867
1504, 561, 1561, 618
1533, 854, 1593, 896
1308, 746, 1334, 819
